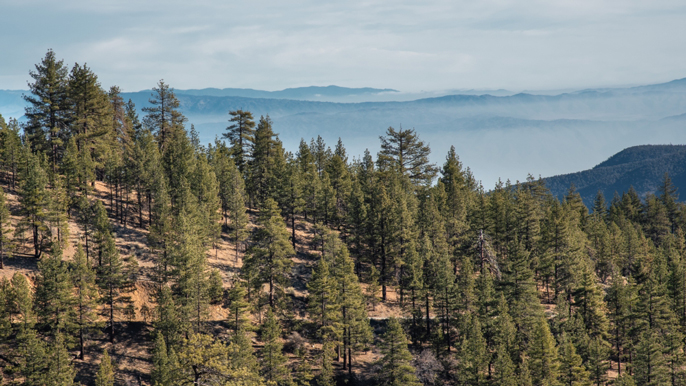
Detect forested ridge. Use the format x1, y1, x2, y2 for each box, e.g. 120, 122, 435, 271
1, 50, 686, 386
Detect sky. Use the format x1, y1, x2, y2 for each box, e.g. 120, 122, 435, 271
1, 0, 686, 93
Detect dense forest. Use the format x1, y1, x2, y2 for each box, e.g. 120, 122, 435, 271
1, 50, 686, 386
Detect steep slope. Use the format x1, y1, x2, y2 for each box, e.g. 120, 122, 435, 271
543, 145, 686, 206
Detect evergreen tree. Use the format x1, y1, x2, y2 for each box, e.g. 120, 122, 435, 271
70, 244, 99, 359
0, 187, 12, 269
376, 318, 421, 386
11, 272, 34, 331
378, 126, 437, 185
96, 349, 115, 386
152, 332, 172, 386
154, 285, 182, 349
248, 116, 287, 207
34, 247, 75, 337
260, 308, 290, 386
67, 62, 113, 166
98, 233, 134, 343
243, 198, 294, 309
17, 328, 48, 386
529, 316, 559, 386
634, 330, 669, 386
224, 109, 256, 174
558, 332, 591, 386
493, 343, 517, 386
225, 153, 249, 262
45, 333, 76, 386
24, 49, 69, 172
15, 152, 52, 257
142, 80, 187, 151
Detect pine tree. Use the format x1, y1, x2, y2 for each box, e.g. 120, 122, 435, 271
378, 126, 437, 185
376, 318, 421, 386
96, 349, 115, 386
152, 332, 172, 386
11, 272, 34, 331
634, 330, 669, 386
0, 187, 12, 269
97, 233, 134, 343
243, 198, 294, 309
45, 333, 76, 386
17, 328, 48, 386
70, 244, 99, 359
34, 247, 75, 337
0, 116, 23, 190
142, 80, 187, 151
586, 337, 609, 386
226, 154, 249, 262
208, 268, 224, 304
293, 347, 314, 386
154, 285, 183, 349
67, 62, 113, 166
224, 109, 256, 175
558, 332, 591, 386
529, 316, 559, 386
493, 343, 517, 386
248, 116, 287, 207
24, 49, 69, 173
260, 308, 290, 386
15, 152, 52, 257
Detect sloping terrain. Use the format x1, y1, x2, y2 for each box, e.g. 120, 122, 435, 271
542, 145, 686, 206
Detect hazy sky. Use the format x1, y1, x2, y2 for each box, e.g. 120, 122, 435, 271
1, 0, 686, 92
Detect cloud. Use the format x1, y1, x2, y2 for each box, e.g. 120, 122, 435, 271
1, 0, 686, 91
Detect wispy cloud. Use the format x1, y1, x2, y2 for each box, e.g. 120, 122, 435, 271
1, 0, 685, 91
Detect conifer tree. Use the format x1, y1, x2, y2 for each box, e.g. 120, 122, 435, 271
376, 317, 421, 386
45, 332, 76, 386
224, 109, 256, 175
24, 49, 69, 172
634, 330, 669, 386
17, 328, 48, 386
378, 126, 437, 185
0, 116, 23, 190
208, 268, 224, 304
586, 337, 609, 386
0, 187, 12, 269
142, 80, 187, 151
293, 347, 314, 386
152, 332, 172, 386
558, 332, 591, 386
260, 308, 290, 386
11, 272, 34, 331
225, 154, 249, 262
67, 62, 113, 164
96, 349, 115, 386
70, 244, 99, 359
614, 374, 636, 386
494, 343, 517, 386
98, 233, 134, 343
227, 280, 251, 334
154, 285, 182, 349
243, 198, 294, 309
15, 152, 51, 257
249, 116, 287, 207
529, 316, 559, 386
34, 247, 75, 337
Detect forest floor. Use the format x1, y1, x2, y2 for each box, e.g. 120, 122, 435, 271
0, 181, 402, 385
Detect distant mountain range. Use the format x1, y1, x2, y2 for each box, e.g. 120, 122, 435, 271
2, 79, 686, 186
171, 85, 398, 101
543, 145, 686, 207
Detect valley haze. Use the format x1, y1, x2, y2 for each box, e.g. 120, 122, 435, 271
2, 79, 686, 188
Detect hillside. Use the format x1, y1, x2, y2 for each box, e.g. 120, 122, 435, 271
542, 144, 686, 206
